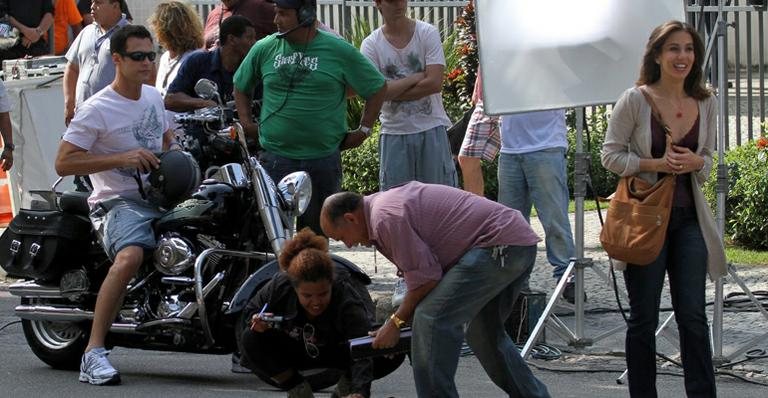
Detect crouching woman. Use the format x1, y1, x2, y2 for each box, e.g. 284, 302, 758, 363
241, 229, 387, 398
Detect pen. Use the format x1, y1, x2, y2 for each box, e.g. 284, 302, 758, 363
257, 302, 268, 318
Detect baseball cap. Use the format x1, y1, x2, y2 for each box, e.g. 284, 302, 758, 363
267, 0, 304, 8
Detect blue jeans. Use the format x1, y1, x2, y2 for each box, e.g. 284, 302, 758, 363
623, 207, 716, 398
411, 245, 550, 398
258, 150, 341, 236
497, 148, 574, 279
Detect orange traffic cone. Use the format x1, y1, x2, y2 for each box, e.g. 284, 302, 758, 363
0, 168, 13, 227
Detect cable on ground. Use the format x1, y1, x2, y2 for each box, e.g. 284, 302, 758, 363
0, 320, 20, 333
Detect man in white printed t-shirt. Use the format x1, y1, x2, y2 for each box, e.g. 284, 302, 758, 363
55, 25, 179, 386
361, 0, 457, 191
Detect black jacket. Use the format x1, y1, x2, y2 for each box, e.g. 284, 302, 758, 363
244, 266, 374, 395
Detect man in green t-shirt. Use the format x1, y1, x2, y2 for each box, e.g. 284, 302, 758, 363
234, 0, 386, 236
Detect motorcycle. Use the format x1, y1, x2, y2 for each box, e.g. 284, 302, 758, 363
0, 79, 369, 389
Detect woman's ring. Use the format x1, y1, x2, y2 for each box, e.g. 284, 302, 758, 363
678, 164, 683, 169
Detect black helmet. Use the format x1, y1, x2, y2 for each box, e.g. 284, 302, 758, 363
146, 151, 201, 209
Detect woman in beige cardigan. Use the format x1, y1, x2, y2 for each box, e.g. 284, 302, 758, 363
601, 20, 725, 398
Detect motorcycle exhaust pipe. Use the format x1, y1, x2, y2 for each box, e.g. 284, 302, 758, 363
14, 305, 139, 333
15, 305, 93, 322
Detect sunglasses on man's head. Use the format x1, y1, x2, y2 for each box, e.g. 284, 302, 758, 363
120, 51, 156, 62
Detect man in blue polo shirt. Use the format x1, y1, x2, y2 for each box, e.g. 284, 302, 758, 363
165, 15, 256, 112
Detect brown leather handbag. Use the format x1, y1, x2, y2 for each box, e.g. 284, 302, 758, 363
599, 87, 677, 265
600, 174, 676, 265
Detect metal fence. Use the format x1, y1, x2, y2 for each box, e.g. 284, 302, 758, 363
687, 1, 767, 147
188, 0, 468, 38
186, 1, 767, 144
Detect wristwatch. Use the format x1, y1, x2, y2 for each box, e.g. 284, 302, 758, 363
389, 313, 406, 329
3, 143, 14, 151
359, 125, 372, 136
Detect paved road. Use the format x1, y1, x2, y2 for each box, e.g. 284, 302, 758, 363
1, 293, 767, 397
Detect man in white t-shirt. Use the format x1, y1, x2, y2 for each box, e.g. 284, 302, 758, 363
55, 25, 179, 386
498, 111, 579, 303
361, 0, 456, 191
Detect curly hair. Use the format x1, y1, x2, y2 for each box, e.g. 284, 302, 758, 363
148, 1, 204, 55
278, 228, 334, 285
636, 20, 711, 100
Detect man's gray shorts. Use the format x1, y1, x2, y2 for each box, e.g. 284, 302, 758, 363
379, 125, 458, 191
89, 198, 164, 260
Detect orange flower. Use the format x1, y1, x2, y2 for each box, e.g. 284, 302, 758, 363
757, 136, 768, 149
447, 68, 462, 80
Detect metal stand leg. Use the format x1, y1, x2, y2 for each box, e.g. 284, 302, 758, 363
522, 109, 621, 357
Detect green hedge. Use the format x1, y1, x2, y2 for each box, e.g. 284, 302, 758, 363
341, 129, 381, 195
703, 137, 768, 250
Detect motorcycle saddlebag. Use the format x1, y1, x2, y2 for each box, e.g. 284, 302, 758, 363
0, 209, 91, 281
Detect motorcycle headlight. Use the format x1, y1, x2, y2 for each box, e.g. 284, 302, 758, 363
277, 172, 312, 216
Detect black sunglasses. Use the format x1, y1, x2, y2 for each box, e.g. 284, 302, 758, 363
120, 51, 157, 62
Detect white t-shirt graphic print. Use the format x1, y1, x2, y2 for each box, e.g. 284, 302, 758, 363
63, 84, 170, 208
361, 20, 451, 135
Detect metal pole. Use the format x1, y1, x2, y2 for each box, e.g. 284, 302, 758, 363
712, 0, 728, 362
573, 109, 586, 339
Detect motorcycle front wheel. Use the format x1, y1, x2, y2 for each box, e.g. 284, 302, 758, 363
20, 298, 89, 370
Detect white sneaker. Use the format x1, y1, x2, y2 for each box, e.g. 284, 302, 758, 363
391, 277, 407, 307
79, 348, 121, 385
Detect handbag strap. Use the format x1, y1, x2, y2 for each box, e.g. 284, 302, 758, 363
638, 86, 673, 136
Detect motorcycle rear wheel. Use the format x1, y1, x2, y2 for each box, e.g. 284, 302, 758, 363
20, 298, 89, 370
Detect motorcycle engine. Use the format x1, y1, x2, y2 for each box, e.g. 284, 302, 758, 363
153, 233, 195, 275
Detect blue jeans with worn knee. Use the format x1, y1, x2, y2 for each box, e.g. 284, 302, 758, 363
623, 207, 716, 397
410, 245, 550, 398
497, 148, 574, 279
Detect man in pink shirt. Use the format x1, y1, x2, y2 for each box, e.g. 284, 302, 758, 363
321, 181, 550, 398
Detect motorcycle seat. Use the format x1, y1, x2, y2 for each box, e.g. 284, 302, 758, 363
59, 191, 90, 216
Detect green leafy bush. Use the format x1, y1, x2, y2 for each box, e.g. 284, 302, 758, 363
703, 137, 768, 250
341, 129, 380, 195
442, 1, 477, 121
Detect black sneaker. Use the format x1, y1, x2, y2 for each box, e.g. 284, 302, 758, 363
231, 352, 251, 374
561, 277, 587, 304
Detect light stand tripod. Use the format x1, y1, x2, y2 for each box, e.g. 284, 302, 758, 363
522, 110, 629, 357
709, 0, 768, 363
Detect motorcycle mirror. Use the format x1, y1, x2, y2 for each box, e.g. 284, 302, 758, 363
194, 79, 219, 100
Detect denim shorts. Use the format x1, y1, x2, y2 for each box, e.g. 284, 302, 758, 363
89, 198, 164, 260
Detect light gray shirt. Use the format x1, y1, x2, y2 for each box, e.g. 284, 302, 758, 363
65, 15, 129, 109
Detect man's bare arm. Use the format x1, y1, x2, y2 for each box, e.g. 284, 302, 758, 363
164, 91, 216, 113
382, 73, 423, 101
234, 88, 259, 140
392, 64, 444, 101
63, 62, 80, 126
55, 141, 160, 177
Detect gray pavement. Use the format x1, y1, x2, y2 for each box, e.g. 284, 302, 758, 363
1, 210, 768, 396
330, 209, 768, 386
1, 291, 767, 397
